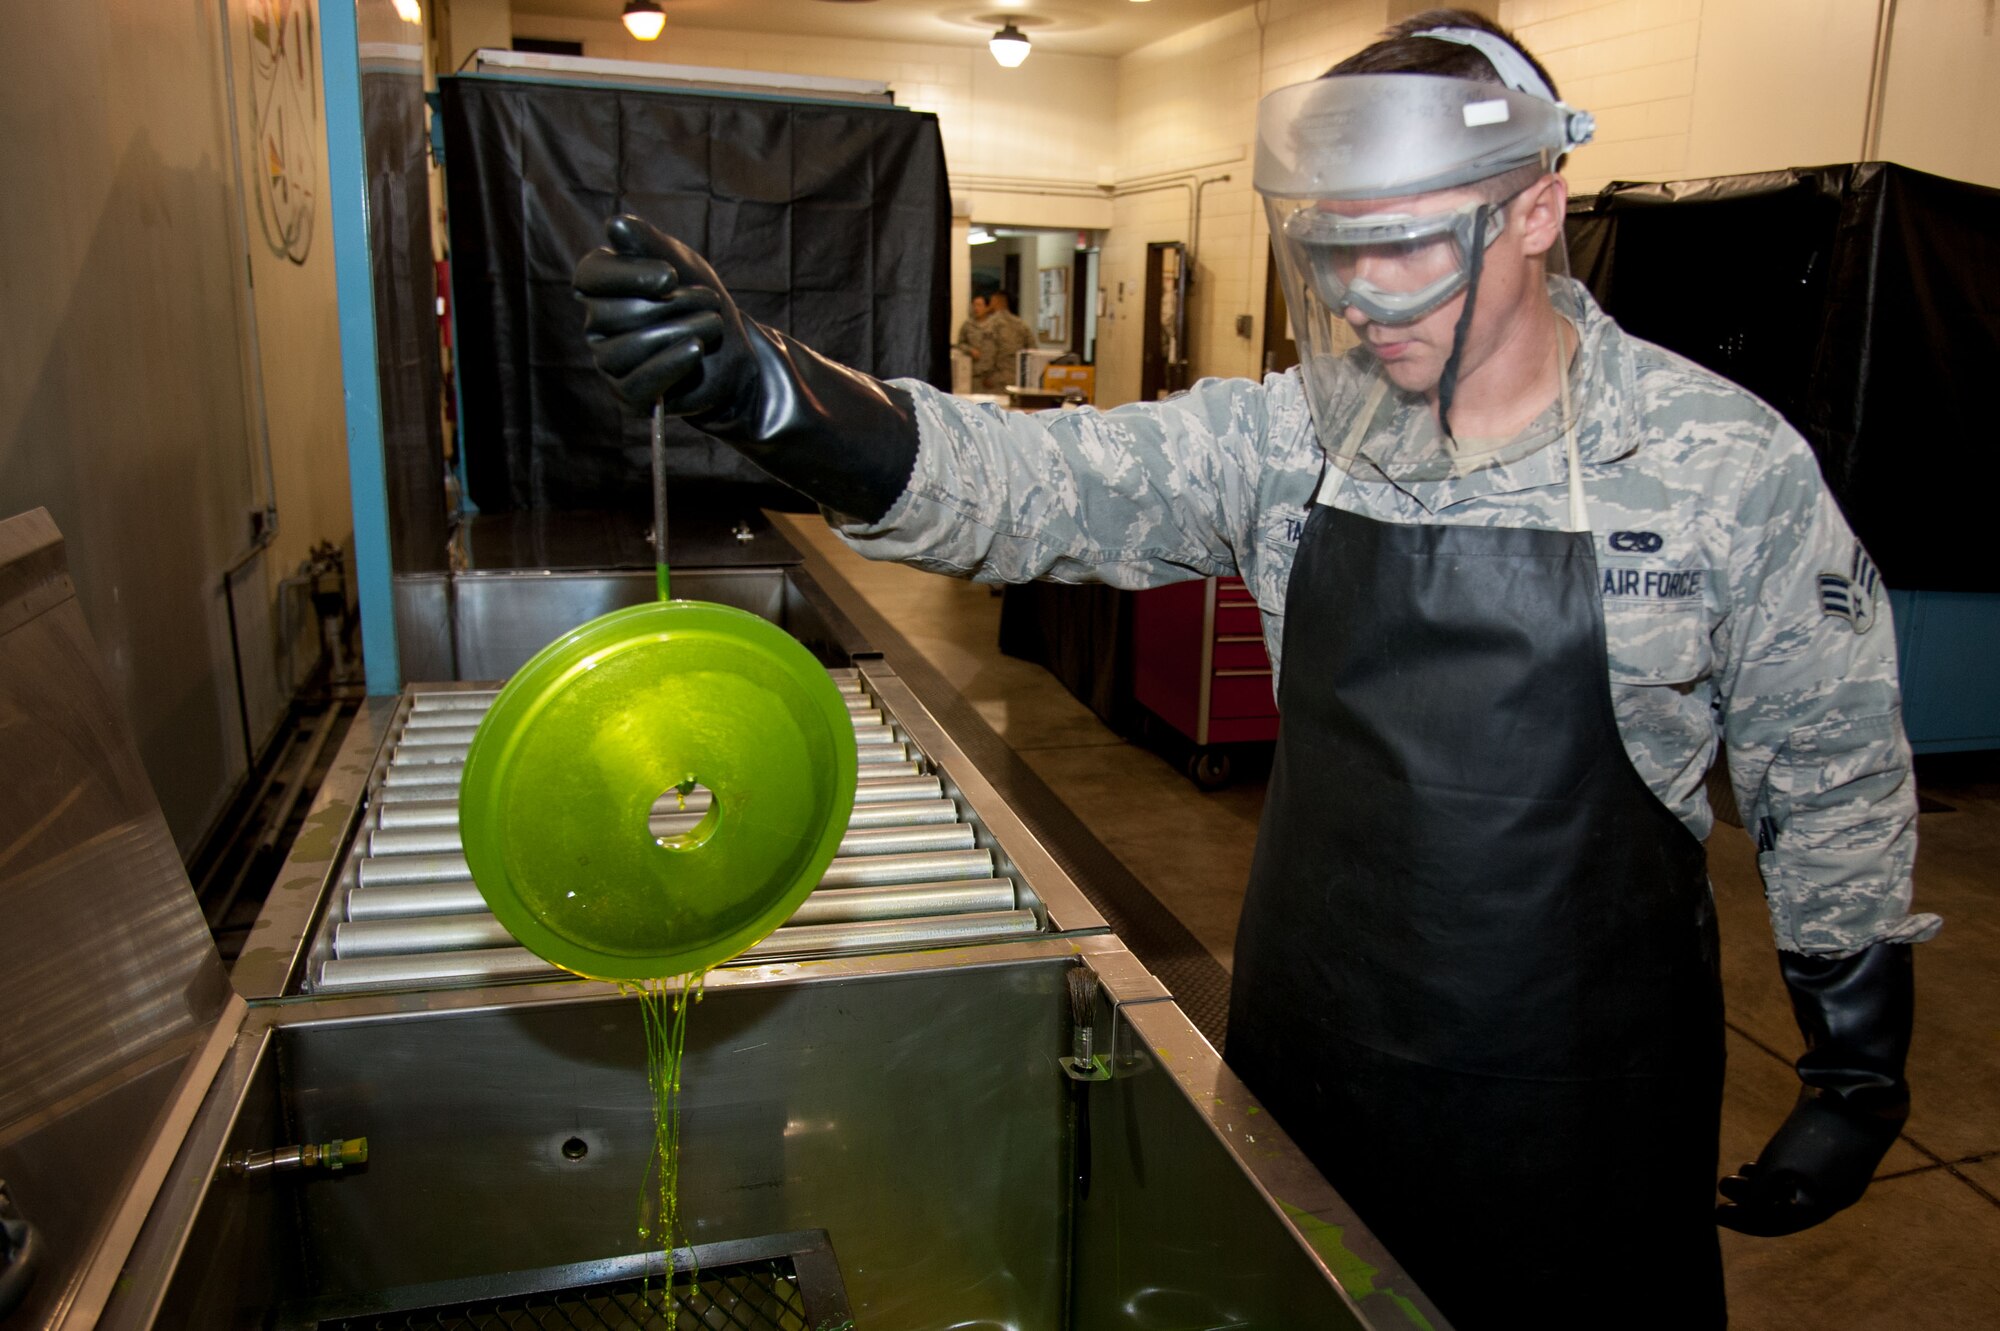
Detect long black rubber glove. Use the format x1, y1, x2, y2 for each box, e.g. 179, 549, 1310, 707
1716, 941, 1914, 1236
571, 215, 920, 524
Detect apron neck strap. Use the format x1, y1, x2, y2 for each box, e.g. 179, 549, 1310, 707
1312, 320, 1591, 533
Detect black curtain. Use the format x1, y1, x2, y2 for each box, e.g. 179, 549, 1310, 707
1568, 163, 2000, 592
441, 77, 951, 513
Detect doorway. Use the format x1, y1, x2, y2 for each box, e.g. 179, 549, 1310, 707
1141, 241, 1189, 402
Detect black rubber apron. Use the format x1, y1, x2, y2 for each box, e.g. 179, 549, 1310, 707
1226, 448, 1726, 1327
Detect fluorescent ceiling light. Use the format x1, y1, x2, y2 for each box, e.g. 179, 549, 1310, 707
392, 0, 421, 22
623, 0, 666, 41
989, 22, 1030, 68
968, 228, 997, 245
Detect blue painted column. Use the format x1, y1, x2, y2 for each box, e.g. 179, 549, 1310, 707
318, 0, 400, 695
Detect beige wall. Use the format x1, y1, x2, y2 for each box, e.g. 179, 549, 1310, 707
1098, 0, 1389, 407
1876, 0, 2000, 187
1501, 0, 1881, 192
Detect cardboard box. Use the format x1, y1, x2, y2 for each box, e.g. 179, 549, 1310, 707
1041, 365, 1095, 403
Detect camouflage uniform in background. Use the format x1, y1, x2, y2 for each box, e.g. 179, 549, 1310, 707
836, 280, 1940, 959
955, 311, 996, 393
981, 309, 1036, 392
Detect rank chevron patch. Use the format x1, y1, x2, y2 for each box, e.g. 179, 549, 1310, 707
1818, 543, 1881, 633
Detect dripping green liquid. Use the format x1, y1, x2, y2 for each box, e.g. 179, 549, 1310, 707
630, 973, 706, 1312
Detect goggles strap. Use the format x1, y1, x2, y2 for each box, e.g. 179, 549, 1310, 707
1435, 202, 1493, 442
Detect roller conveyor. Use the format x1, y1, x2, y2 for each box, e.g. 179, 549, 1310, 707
307, 669, 1043, 992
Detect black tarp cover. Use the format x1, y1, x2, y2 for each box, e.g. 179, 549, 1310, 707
1567, 162, 2000, 592
441, 76, 951, 512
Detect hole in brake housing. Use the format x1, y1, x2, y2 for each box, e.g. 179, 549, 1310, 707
649, 778, 719, 851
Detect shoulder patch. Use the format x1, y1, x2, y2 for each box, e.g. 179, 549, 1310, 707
1818, 543, 1881, 634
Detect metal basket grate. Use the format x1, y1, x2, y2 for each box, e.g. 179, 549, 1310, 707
311, 1232, 851, 1331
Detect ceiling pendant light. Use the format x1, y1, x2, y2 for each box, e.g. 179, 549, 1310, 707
989, 21, 1031, 68
622, 0, 666, 41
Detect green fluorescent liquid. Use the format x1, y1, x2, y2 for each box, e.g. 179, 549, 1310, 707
632, 973, 707, 1306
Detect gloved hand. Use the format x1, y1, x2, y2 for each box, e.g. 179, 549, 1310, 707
1716, 941, 1914, 1237
572, 215, 920, 522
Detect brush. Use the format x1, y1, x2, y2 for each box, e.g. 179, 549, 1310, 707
1062, 964, 1109, 1081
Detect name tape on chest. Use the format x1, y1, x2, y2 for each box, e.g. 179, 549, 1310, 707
1600, 566, 1705, 602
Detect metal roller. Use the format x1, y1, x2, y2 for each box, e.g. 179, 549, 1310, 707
375, 798, 461, 830
835, 824, 976, 858
854, 775, 944, 803
396, 726, 482, 748
850, 724, 897, 747
336, 913, 515, 958
376, 778, 461, 802
390, 744, 472, 764
786, 878, 1015, 926
842, 798, 957, 829
381, 764, 464, 789
388, 746, 468, 767
318, 945, 559, 992
855, 745, 911, 767
820, 847, 993, 889
319, 908, 1039, 990
847, 706, 884, 724
408, 690, 500, 712
358, 852, 472, 887
856, 759, 922, 779
339, 878, 1020, 961
345, 880, 488, 920
743, 910, 1039, 959
369, 826, 464, 857
403, 710, 485, 732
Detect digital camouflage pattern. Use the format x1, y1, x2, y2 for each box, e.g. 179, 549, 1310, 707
983, 309, 1035, 392
836, 281, 1939, 958
955, 313, 997, 390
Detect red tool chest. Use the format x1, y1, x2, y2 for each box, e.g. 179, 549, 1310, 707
1132, 576, 1278, 786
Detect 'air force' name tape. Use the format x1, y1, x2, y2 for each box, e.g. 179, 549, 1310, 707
1601, 566, 1704, 601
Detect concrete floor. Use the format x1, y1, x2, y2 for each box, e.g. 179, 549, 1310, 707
777, 513, 2000, 1329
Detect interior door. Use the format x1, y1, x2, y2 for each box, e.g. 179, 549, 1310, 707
1141, 241, 1189, 402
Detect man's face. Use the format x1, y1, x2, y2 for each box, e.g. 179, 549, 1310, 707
1322, 174, 1565, 396
971, 296, 989, 319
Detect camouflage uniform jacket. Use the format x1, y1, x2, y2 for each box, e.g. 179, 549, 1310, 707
983, 310, 1036, 390
956, 314, 996, 389
837, 282, 1939, 957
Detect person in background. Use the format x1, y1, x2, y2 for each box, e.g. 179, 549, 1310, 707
981, 289, 1034, 391
570, 10, 1936, 1325
954, 292, 993, 393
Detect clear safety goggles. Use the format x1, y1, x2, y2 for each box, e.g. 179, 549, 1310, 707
1279, 197, 1508, 327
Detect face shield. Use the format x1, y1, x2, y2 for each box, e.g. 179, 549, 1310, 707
1257, 71, 1595, 484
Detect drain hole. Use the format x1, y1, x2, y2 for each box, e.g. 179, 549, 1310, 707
650, 780, 719, 850
561, 1136, 588, 1161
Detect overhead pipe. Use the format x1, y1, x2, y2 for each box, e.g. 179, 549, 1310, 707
1860, 0, 1900, 160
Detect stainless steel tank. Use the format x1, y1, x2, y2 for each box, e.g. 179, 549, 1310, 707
0, 507, 1450, 1331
